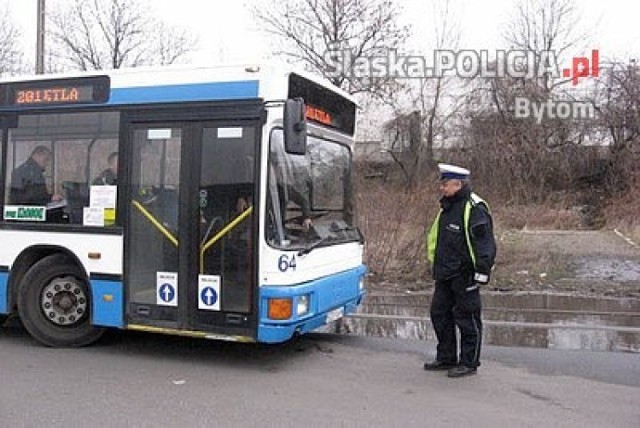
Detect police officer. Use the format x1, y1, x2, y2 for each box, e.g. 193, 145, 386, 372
424, 164, 496, 378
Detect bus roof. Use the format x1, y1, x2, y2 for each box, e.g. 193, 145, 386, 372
0, 63, 357, 107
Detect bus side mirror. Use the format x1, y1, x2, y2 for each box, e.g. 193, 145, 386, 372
284, 98, 307, 155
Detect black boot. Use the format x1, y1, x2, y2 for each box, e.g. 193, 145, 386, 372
447, 365, 477, 378
424, 360, 458, 371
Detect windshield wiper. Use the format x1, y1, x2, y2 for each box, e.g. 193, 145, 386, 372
298, 226, 364, 256
329, 224, 357, 233
329, 224, 365, 244
298, 237, 331, 256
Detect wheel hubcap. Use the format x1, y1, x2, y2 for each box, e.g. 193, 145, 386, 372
41, 276, 87, 326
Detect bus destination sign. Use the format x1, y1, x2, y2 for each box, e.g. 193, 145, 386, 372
15, 86, 94, 105
0, 75, 110, 107
305, 105, 333, 126
288, 73, 356, 135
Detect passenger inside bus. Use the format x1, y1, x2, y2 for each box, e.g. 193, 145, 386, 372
62, 181, 89, 224
92, 152, 118, 185
198, 184, 254, 302
199, 186, 253, 249
226, 192, 253, 282
9, 146, 63, 206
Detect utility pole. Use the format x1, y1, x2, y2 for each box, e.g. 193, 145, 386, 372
36, 0, 45, 74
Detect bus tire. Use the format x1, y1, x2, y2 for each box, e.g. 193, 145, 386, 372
17, 254, 104, 347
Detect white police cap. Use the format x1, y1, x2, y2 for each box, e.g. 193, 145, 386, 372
438, 163, 470, 180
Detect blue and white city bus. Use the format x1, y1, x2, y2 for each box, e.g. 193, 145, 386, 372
0, 65, 365, 346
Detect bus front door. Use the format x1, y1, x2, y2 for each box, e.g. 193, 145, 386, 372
125, 122, 257, 339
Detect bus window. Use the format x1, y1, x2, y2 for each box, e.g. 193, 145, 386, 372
199, 126, 255, 313
3, 112, 119, 225
266, 129, 359, 249
128, 127, 182, 305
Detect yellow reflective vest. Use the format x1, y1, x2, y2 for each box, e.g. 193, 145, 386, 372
427, 193, 489, 270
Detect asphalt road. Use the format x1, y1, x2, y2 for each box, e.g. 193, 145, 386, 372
1, 320, 639, 427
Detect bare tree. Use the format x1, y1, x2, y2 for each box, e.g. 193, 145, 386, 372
153, 22, 195, 67
253, 0, 409, 95
0, 8, 23, 76
593, 61, 640, 149
48, 0, 196, 71
443, 0, 596, 202
503, 0, 588, 92
380, 0, 462, 188
583, 60, 640, 193
413, 0, 461, 168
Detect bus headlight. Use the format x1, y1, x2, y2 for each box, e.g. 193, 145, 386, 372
358, 276, 365, 291
296, 294, 310, 316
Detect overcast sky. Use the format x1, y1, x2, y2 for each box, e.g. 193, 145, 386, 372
2, 0, 639, 70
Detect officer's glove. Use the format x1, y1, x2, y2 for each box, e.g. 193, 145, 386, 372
473, 272, 490, 284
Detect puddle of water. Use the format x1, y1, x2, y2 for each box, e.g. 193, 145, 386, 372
574, 257, 640, 282
340, 293, 640, 353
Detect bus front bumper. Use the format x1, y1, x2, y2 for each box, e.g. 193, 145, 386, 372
257, 265, 366, 343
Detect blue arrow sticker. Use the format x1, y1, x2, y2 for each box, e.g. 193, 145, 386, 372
200, 286, 218, 306
159, 283, 175, 303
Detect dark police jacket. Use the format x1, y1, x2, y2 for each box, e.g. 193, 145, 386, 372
427, 185, 496, 282
9, 158, 51, 205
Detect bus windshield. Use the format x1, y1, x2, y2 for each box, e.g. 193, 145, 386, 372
267, 129, 359, 250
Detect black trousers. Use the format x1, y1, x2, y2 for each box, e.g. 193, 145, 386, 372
430, 273, 483, 368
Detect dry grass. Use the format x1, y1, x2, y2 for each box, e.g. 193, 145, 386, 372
354, 144, 640, 294
356, 175, 585, 281
492, 204, 582, 230
356, 179, 435, 281
356, 172, 640, 287
604, 184, 640, 243
493, 229, 575, 286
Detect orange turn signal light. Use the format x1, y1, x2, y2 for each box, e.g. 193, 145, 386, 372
268, 298, 292, 320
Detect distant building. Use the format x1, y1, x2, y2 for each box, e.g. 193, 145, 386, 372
352, 140, 388, 162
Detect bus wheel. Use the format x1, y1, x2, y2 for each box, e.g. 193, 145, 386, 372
18, 254, 104, 347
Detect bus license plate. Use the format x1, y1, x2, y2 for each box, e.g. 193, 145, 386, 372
326, 307, 344, 323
